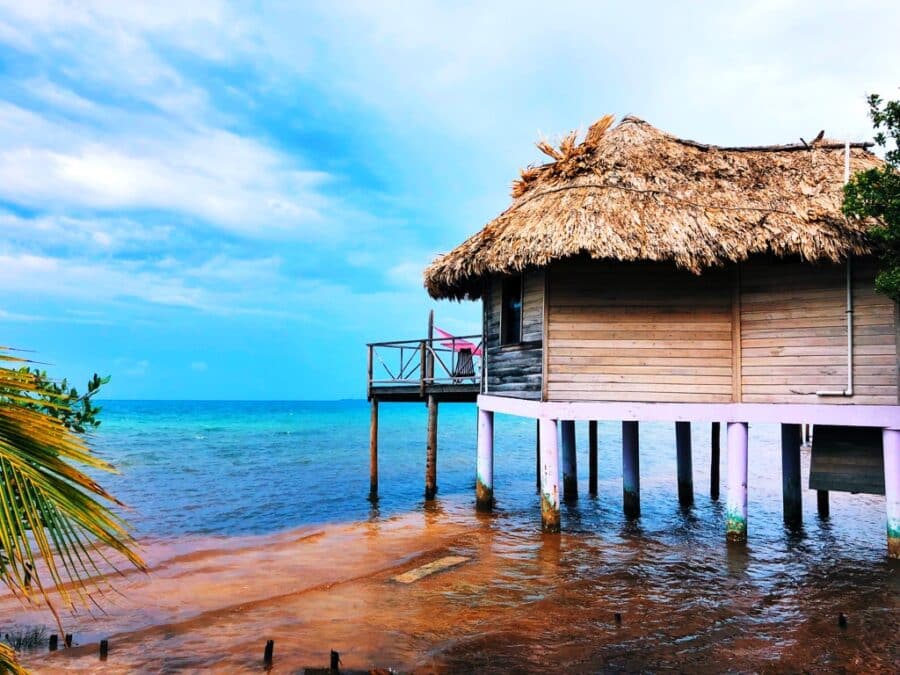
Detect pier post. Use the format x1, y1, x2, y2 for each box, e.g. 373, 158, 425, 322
781, 423, 802, 527
675, 421, 693, 506
425, 395, 438, 500
622, 421, 640, 518
561, 420, 577, 502
710, 422, 720, 500
726, 421, 749, 544
539, 418, 561, 533
475, 408, 494, 512
589, 420, 598, 496
369, 400, 378, 497
883, 428, 900, 559
817, 490, 830, 518
536, 419, 541, 493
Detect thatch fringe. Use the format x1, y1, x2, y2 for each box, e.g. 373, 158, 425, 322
425, 116, 882, 300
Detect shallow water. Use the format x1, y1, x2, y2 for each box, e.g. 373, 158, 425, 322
4, 400, 898, 672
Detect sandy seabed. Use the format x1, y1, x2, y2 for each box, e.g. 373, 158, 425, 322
4, 496, 899, 673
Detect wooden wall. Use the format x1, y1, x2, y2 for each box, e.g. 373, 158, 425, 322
546, 260, 734, 402
540, 256, 898, 405
739, 257, 897, 405
483, 270, 544, 399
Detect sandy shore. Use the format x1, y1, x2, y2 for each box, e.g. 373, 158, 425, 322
4, 495, 898, 673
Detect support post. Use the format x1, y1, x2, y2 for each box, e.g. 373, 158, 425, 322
622, 421, 640, 518
781, 423, 802, 527
726, 421, 749, 544
884, 428, 900, 559
561, 420, 577, 502
476, 408, 494, 512
710, 422, 720, 500
426, 309, 435, 382
425, 395, 438, 500
535, 419, 541, 493
817, 490, 830, 518
539, 418, 561, 533
675, 421, 693, 506
369, 400, 378, 497
588, 420, 598, 496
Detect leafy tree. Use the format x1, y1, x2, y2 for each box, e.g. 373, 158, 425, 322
843, 93, 900, 300
0, 349, 145, 673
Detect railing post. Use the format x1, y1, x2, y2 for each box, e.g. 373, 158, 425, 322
419, 341, 427, 397
367, 344, 373, 400
426, 310, 435, 382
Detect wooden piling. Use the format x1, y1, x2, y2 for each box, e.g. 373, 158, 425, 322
781, 423, 802, 527
425, 395, 438, 500
369, 400, 378, 498
884, 428, 900, 559
675, 421, 693, 506
264, 639, 274, 665
65, 634, 72, 648
710, 422, 720, 500
622, 421, 640, 518
476, 408, 494, 512
99, 639, 109, 660
535, 419, 541, 493
330, 649, 340, 671
817, 490, 830, 518
588, 420, 598, 496
561, 420, 577, 502
539, 418, 561, 533
48, 635, 57, 651
726, 422, 749, 544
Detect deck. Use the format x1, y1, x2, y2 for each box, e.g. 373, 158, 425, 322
367, 335, 482, 403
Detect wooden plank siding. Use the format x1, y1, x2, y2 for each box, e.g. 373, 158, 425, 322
739, 257, 898, 405
537, 256, 898, 405
483, 270, 544, 399
546, 260, 734, 402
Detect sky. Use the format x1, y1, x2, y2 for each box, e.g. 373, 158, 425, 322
0, 0, 898, 399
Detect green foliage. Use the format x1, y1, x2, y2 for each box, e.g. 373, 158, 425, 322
17, 369, 109, 434
0, 349, 145, 664
843, 93, 900, 301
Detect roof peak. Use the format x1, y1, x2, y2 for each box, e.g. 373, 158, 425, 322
618, 114, 872, 153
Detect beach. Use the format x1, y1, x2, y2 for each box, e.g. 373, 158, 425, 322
4, 401, 898, 672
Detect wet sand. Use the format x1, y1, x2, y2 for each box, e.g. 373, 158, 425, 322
5, 491, 898, 673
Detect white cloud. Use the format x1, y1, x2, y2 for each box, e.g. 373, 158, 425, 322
0, 102, 336, 237
113, 357, 149, 377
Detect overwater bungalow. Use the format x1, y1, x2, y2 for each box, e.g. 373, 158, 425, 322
371, 116, 899, 557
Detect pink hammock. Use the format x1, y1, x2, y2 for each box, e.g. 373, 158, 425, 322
434, 327, 482, 356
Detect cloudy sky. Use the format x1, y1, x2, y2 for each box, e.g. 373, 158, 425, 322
0, 0, 897, 399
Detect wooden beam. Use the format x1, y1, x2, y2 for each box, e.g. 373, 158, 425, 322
425, 395, 438, 500
369, 400, 378, 498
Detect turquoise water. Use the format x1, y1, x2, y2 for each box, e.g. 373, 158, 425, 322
33, 400, 897, 670
95, 399, 495, 536
93, 400, 888, 554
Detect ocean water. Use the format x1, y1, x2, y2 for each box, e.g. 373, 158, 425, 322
93, 399, 888, 548
11, 399, 898, 672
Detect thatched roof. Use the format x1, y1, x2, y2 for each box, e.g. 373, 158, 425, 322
424, 115, 882, 300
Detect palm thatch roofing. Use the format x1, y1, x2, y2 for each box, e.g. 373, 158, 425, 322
424, 115, 881, 300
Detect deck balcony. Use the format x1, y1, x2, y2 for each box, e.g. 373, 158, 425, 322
366, 334, 483, 403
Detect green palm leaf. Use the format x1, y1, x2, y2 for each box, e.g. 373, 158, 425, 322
0, 347, 146, 650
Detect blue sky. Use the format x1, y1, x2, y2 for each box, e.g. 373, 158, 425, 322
0, 1, 898, 399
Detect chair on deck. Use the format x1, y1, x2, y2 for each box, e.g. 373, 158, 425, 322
452, 348, 476, 382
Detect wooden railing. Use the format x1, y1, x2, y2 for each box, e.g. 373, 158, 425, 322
367, 335, 483, 398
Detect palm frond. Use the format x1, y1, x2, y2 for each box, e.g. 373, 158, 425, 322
0, 641, 25, 674
0, 350, 145, 630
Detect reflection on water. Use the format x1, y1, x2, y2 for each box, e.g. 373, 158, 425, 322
2, 403, 897, 672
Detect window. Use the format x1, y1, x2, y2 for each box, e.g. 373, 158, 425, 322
501, 275, 523, 344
